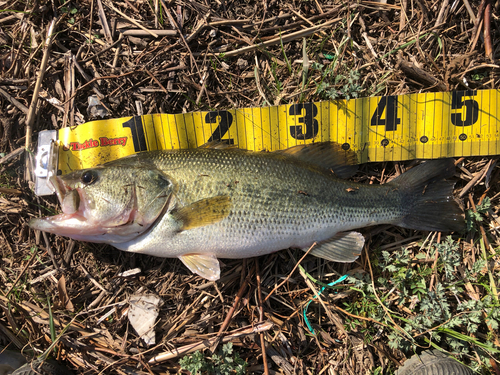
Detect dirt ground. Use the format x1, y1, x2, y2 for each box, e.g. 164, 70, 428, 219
1, 0, 500, 374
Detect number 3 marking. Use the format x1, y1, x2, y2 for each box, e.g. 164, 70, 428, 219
289, 103, 319, 140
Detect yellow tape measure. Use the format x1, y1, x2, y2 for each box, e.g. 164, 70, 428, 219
56, 89, 499, 175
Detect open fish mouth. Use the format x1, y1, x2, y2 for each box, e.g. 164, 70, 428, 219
29, 175, 103, 237
51, 175, 81, 215
29, 173, 166, 244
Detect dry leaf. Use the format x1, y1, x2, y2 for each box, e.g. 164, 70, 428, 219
57, 274, 74, 312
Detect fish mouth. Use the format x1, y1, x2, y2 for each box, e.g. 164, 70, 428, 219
50, 175, 82, 215
29, 175, 101, 237
29, 175, 160, 243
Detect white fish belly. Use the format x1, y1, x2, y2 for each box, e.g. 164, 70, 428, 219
114, 212, 375, 259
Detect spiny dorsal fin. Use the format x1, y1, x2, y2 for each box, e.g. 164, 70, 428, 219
198, 140, 239, 149
172, 196, 232, 231
305, 231, 365, 263
275, 142, 359, 179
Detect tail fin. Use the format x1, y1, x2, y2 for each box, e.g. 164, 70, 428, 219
390, 159, 465, 232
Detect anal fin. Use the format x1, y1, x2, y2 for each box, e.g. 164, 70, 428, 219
305, 231, 365, 263
179, 253, 221, 281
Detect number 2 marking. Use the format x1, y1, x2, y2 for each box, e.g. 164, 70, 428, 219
206, 111, 234, 143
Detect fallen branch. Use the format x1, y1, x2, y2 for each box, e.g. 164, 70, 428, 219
147, 321, 274, 364
397, 58, 447, 91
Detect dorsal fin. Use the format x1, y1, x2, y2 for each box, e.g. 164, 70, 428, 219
198, 140, 238, 149
275, 142, 359, 178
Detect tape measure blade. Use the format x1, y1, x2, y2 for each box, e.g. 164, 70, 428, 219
52, 89, 500, 180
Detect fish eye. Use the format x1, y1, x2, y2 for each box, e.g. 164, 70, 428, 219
81, 170, 98, 185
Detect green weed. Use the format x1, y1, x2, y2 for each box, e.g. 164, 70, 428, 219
465, 197, 491, 232
179, 342, 248, 375
279, 34, 292, 75
60, 3, 78, 24
342, 236, 500, 372
315, 68, 363, 101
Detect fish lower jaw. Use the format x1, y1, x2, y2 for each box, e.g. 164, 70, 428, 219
29, 214, 105, 237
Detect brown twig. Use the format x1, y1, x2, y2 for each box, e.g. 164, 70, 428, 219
264, 243, 316, 303
3, 253, 36, 298
61, 71, 137, 106
108, 2, 158, 38
0, 187, 22, 195
96, 0, 113, 43
470, 0, 488, 49
0, 87, 28, 114
428, 232, 441, 292
210, 17, 342, 58
161, 1, 201, 79
469, 19, 484, 53
399, 0, 407, 34
80, 32, 124, 64
397, 58, 447, 91
25, 18, 57, 154
217, 264, 256, 336
459, 160, 492, 198
434, 0, 449, 27
484, 0, 493, 62
256, 261, 270, 375
0, 147, 24, 165
148, 321, 273, 363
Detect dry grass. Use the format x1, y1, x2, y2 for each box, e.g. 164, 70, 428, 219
1, 0, 500, 374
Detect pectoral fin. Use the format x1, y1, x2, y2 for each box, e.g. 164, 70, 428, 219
305, 231, 365, 263
173, 196, 231, 231
179, 254, 221, 280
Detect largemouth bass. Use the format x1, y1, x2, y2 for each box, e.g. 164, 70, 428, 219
30, 143, 464, 280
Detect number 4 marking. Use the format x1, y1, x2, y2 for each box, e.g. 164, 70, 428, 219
371, 96, 400, 132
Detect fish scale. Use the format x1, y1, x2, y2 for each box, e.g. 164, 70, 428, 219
30, 143, 464, 280
116, 148, 404, 257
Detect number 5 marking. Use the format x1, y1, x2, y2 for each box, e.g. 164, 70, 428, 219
451, 91, 479, 127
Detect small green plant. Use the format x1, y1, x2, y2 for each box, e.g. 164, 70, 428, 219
61, 3, 78, 24
179, 350, 206, 375
465, 197, 491, 232
435, 237, 460, 280
279, 34, 292, 75
342, 236, 500, 372
471, 71, 487, 81
314, 63, 363, 101
270, 60, 283, 95
179, 342, 248, 375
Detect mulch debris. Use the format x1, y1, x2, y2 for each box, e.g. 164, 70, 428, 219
1, 0, 500, 374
